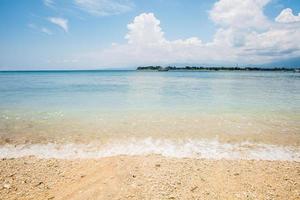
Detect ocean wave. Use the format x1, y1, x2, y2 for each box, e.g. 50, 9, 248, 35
0, 138, 299, 161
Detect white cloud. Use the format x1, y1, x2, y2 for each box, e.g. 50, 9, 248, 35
28, 23, 53, 35
48, 17, 69, 32
77, 1, 300, 67
125, 13, 165, 45
43, 0, 54, 7
41, 27, 53, 35
208, 1, 300, 61
74, 0, 134, 16
275, 8, 300, 23
210, 0, 271, 29
80, 13, 223, 67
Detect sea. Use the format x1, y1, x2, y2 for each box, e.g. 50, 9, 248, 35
0, 70, 299, 160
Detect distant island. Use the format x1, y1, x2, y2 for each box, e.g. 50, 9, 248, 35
137, 66, 300, 72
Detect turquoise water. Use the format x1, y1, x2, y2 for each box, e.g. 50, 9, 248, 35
0, 70, 300, 160
1, 70, 299, 115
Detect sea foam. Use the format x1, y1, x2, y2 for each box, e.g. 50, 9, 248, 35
0, 138, 299, 161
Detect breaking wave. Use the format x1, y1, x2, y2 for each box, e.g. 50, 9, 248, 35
0, 138, 299, 161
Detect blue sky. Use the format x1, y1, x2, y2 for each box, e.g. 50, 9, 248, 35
0, 0, 300, 69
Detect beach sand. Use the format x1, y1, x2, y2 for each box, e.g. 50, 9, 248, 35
1, 155, 299, 200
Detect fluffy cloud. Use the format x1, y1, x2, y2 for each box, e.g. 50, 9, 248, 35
79, 0, 300, 67
275, 8, 300, 23
74, 0, 134, 16
210, 0, 271, 29
83, 13, 235, 67
48, 17, 68, 32
125, 13, 165, 45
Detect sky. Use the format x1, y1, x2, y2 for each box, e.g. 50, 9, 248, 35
0, 0, 300, 69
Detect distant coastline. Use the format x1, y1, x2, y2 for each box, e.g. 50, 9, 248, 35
137, 66, 300, 72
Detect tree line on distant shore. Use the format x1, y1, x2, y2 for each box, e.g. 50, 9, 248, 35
137, 66, 299, 72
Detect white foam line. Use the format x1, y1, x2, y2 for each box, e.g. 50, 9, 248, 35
0, 138, 299, 161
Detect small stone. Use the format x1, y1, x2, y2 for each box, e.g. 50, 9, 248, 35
4, 138, 11, 143
3, 183, 11, 189
191, 186, 198, 192
234, 173, 240, 176
35, 182, 43, 187
155, 164, 161, 167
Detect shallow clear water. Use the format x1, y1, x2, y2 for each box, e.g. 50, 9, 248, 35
1, 70, 299, 115
0, 70, 299, 160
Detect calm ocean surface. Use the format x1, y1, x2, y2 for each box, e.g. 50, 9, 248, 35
1, 70, 299, 114
0, 70, 299, 160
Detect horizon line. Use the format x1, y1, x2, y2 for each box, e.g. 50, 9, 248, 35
0, 66, 299, 72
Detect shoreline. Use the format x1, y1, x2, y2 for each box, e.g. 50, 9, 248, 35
1, 155, 299, 200
136, 66, 300, 72
0, 139, 299, 161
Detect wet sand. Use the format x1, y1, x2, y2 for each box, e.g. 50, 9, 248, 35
1, 113, 300, 147
1, 155, 299, 200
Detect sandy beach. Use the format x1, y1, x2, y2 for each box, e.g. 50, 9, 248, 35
1, 0, 300, 199
1, 155, 299, 200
